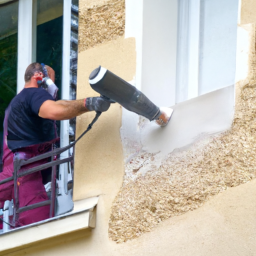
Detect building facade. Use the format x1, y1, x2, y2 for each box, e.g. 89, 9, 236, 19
1, 0, 256, 255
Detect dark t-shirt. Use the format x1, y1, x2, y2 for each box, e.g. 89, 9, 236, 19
7, 87, 56, 151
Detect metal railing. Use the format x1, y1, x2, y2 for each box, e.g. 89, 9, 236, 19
0, 145, 74, 229
0, 111, 101, 231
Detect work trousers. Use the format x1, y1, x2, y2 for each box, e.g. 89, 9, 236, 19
0, 145, 50, 229
0, 105, 51, 229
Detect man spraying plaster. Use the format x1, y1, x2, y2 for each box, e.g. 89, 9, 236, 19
0, 63, 173, 229
0, 62, 111, 228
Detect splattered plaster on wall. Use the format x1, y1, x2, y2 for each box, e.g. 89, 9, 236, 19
109, 80, 256, 243
108, 26, 256, 243
78, 0, 125, 52
77, 0, 256, 245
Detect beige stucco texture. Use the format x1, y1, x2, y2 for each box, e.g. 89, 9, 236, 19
74, 37, 136, 200
240, 0, 256, 24
5, 179, 256, 256
69, 37, 136, 256
79, 0, 110, 9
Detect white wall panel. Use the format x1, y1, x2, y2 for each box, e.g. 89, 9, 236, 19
121, 0, 239, 160
199, 0, 239, 95
125, 0, 143, 90
176, 0, 200, 103
141, 0, 178, 107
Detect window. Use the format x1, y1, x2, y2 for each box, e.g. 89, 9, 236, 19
0, 1, 18, 166
0, 0, 79, 234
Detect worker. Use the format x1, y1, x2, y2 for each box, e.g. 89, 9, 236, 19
0, 62, 110, 229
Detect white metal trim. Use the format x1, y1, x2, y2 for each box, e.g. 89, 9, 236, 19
59, 0, 71, 196
125, 0, 143, 91
32, 0, 37, 62
187, 0, 200, 99
60, 0, 71, 150
176, 0, 200, 102
176, 0, 189, 103
17, 0, 33, 93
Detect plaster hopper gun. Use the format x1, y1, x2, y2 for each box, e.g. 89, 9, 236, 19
89, 66, 173, 126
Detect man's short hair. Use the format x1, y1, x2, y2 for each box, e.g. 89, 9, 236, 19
24, 62, 43, 82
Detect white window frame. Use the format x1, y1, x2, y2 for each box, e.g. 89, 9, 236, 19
17, 0, 71, 149
16, 0, 73, 218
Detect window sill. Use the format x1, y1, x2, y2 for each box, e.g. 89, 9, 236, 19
0, 196, 99, 254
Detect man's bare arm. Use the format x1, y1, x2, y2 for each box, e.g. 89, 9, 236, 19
39, 99, 88, 120
39, 97, 110, 120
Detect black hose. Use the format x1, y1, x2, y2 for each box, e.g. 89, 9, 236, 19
72, 111, 101, 146
0, 217, 15, 228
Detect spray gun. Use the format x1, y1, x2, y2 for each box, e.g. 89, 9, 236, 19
89, 66, 173, 126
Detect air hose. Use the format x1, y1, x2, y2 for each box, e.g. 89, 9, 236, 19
0, 112, 102, 229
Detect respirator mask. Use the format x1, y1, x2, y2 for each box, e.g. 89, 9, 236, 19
37, 63, 59, 100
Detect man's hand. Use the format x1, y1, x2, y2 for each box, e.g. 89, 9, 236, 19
45, 65, 55, 83
85, 97, 110, 112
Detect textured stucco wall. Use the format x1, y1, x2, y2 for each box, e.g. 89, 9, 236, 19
74, 0, 132, 202
74, 37, 135, 200
240, 0, 256, 24
78, 0, 125, 52
5, 23, 256, 256
5, 179, 256, 256
5, 1, 256, 255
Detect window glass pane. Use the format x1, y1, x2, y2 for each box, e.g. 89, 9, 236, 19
0, 2, 18, 160
36, 0, 63, 139
36, 17, 63, 98
36, 0, 63, 96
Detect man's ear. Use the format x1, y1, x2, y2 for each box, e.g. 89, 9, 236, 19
33, 72, 43, 82
33, 76, 43, 82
